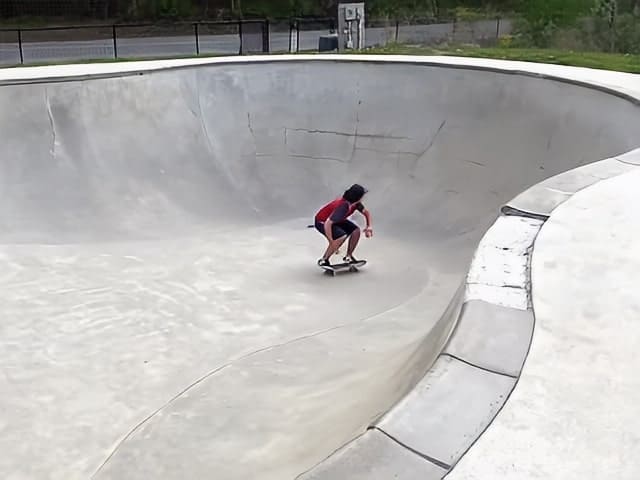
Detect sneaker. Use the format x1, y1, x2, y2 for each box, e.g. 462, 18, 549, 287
343, 255, 358, 264
318, 258, 331, 268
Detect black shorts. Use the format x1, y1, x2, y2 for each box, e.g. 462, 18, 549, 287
315, 219, 358, 239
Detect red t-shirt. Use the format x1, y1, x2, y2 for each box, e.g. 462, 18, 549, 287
315, 198, 364, 223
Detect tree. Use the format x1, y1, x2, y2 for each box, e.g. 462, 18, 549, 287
515, 0, 592, 46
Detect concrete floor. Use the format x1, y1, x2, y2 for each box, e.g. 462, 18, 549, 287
1, 58, 639, 479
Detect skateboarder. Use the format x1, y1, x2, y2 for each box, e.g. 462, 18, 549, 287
314, 183, 373, 268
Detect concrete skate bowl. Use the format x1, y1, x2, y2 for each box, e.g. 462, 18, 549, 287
1, 57, 639, 480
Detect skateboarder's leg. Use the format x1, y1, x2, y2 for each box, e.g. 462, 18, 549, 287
346, 227, 361, 258
322, 235, 347, 260
316, 221, 347, 263
335, 220, 361, 261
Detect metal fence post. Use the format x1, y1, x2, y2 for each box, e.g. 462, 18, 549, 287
112, 25, 118, 59
496, 16, 501, 39
18, 29, 24, 64
238, 20, 243, 55
194, 23, 200, 55
262, 19, 270, 53
289, 19, 297, 53
395, 19, 399, 43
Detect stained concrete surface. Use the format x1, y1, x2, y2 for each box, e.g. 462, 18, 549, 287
0, 59, 639, 479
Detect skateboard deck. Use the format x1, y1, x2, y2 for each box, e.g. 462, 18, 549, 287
319, 260, 367, 276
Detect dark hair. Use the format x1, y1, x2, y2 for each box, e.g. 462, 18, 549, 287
343, 184, 368, 203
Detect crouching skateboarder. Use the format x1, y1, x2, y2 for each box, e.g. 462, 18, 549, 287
314, 184, 373, 268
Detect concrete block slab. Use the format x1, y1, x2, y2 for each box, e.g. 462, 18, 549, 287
444, 300, 534, 377
465, 215, 542, 310
300, 430, 446, 480
505, 157, 638, 217
467, 216, 541, 287
376, 356, 515, 467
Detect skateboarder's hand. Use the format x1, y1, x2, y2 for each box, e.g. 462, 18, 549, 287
364, 227, 373, 238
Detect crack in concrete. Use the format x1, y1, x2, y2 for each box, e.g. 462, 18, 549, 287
349, 98, 361, 164
195, 78, 215, 156
286, 127, 409, 140
462, 158, 486, 167
289, 154, 347, 163
356, 146, 422, 157
44, 88, 57, 159
411, 119, 447, 174
247, 111, 257, 145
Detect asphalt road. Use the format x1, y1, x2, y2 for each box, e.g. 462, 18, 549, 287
0, 20, 509, 65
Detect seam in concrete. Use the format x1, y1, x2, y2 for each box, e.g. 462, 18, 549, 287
292, 432, 369, 480
443, 210, 545, 475
500, 205, 550, 221
92, 271, 448, 477
440, 352, 518, 379
372, 427, 452, 471
91, 321, 357, 477
616, 157, 640, 166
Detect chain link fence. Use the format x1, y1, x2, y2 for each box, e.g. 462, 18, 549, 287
0, 16, 514, 66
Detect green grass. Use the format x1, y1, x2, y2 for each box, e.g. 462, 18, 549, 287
1, 52, 227, 68
364, 44, 640, 74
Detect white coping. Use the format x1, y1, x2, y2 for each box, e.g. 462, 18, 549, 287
1, 54, 639, 98
2, 54, 639, 479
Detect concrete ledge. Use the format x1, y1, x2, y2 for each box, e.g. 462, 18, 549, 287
375, 355, 516, 467
503, 149, 640, 218
444, 300, 533, 377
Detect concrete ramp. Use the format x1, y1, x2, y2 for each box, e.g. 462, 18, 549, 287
0, 58, 638, 480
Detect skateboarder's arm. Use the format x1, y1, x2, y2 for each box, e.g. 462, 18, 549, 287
355, 203, 373, 236
362, 208, 372, 229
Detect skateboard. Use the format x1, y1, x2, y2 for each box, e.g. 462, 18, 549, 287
319, 260, 367, 276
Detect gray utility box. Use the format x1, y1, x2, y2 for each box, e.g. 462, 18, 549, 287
338, 3, 366, 51
319, 34, 339, 51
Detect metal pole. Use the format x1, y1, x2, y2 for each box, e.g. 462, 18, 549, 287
289, 20, 295, 53
238, 21, 243, 55
112, 25, 118, 59
296, 20, 300, 52
262, 19, 270, 53
194, 23, 200, 55
18, 29, 24, 64
496, 17, 501, 39
395, 20, 399, 43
